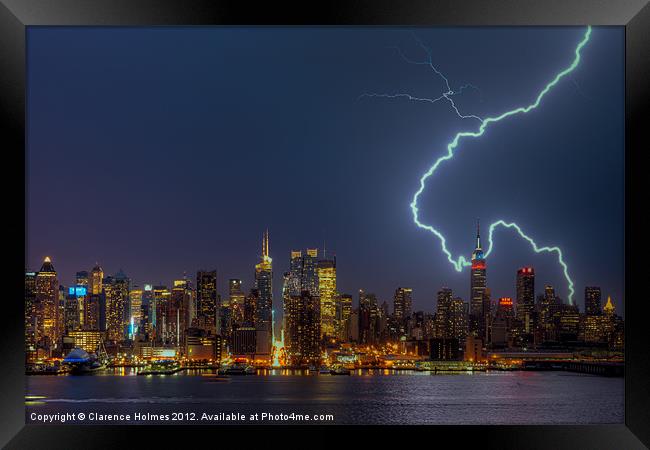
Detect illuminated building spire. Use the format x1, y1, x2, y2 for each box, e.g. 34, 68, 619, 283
604, 295, 615, 315
476, 218, 481, 250
256, 229, 272, 272
263, 229, 270, 258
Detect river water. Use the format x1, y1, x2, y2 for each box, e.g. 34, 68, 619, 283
25, 369, 623, 425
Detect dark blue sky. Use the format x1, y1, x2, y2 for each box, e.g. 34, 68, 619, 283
27, 27, 624, 315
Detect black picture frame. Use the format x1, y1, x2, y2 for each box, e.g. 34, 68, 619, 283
1, 0, 648, 448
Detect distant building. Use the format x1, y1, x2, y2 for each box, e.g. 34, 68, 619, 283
359, 290, 378, 345
584, 286, 602, 316
317, 258, 337, 338
393, 287, 413, 335
430, 338, 461, 361
196, 270, 218, 334
490, 297, 514, 348
25, 271, 37, 361
516, 267, 535, 344
559, 303, 580, 342
104, 271, 130, 343
301, 248, 319, 296
228, 279, 245, 324
90, 264, 104, 296
337, 294, 353, 341
233, 326, 257, 355
464, 335, 485, 362
285, 291, 320, 366
35, 257, 59, 351
68, 330, 102, 353
469, 221, 488, 339
254, 230, 273, 342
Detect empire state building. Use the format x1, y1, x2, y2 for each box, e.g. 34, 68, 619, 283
469, 220, 488, 340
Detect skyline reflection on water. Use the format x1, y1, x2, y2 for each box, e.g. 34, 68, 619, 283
25, 370, 623, 425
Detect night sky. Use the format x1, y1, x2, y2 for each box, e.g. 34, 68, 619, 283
27, 27, 624, 315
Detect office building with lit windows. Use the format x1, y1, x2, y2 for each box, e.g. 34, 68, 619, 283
317, 258, 337, 338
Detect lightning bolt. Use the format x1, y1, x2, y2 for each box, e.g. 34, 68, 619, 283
365, 26, 592, 304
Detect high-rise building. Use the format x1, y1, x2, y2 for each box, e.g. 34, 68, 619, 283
584, 286, 602, 316
153, 285, 171, 340
169, 279, 191, 346
393, 287, 413, 328
516, 267, 535, 337
140, 284, 154, 338
244, 289, 259, 325
129, 287, 143, 336
337, 294, 353, 341
301, 248, 319, 296
64, 285, 88, 333
228, 279, 245, 324
536, 285, 561, 343
90, 264, 103, 295
470, 221, 487, 338
35, 257, 59, 350
490, 297, 514, 347
287, 251, 303, 296
76, 271, 89, 286
196, 270, 218, 333
254, 230, 273, 337
317, 258, 337, 338
435, 288, 453, 338
450, 296, 468, 343
104, 271, 130, 343
285, 291, 320, 366
359, 290, 378, 345
559, 303, 580, 342
25, 271, 37, 360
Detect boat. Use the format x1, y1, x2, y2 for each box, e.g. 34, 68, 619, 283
224, 363, 255, 375
62, 348, 106, 375
330, 365, 351, 375
138, 359, 182, 375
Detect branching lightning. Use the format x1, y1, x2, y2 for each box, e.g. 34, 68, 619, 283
363, 26, 592, 304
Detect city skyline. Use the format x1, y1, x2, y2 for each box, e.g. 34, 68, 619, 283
27, 27, 624, 314
27, 225, 623, 319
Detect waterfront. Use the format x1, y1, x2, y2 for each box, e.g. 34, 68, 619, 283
26, 370, 623, 425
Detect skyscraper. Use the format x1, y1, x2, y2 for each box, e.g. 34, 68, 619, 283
104, 271, 130, 343
153, 285, 171, 340
359, 290, 378, 345
25, 271, 37, 360
317, 258, 337, 338
584, 286, 602, 316
254, 230, 273, 348
435, 288, 453, 338
196, 270, 218, 334
287, 250, 303, 296
129, 287, 143, 335
285, 290, 320, 366
228, 279, 245, 324
469, 221, 487, 339
393, 287, 413, 325
35, 257, 59, 350
516, 267, 535, 335
337, 294, 353, 341
301, 248, 319, 296
90, 264, 103, 295
169, 279, 192, 346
